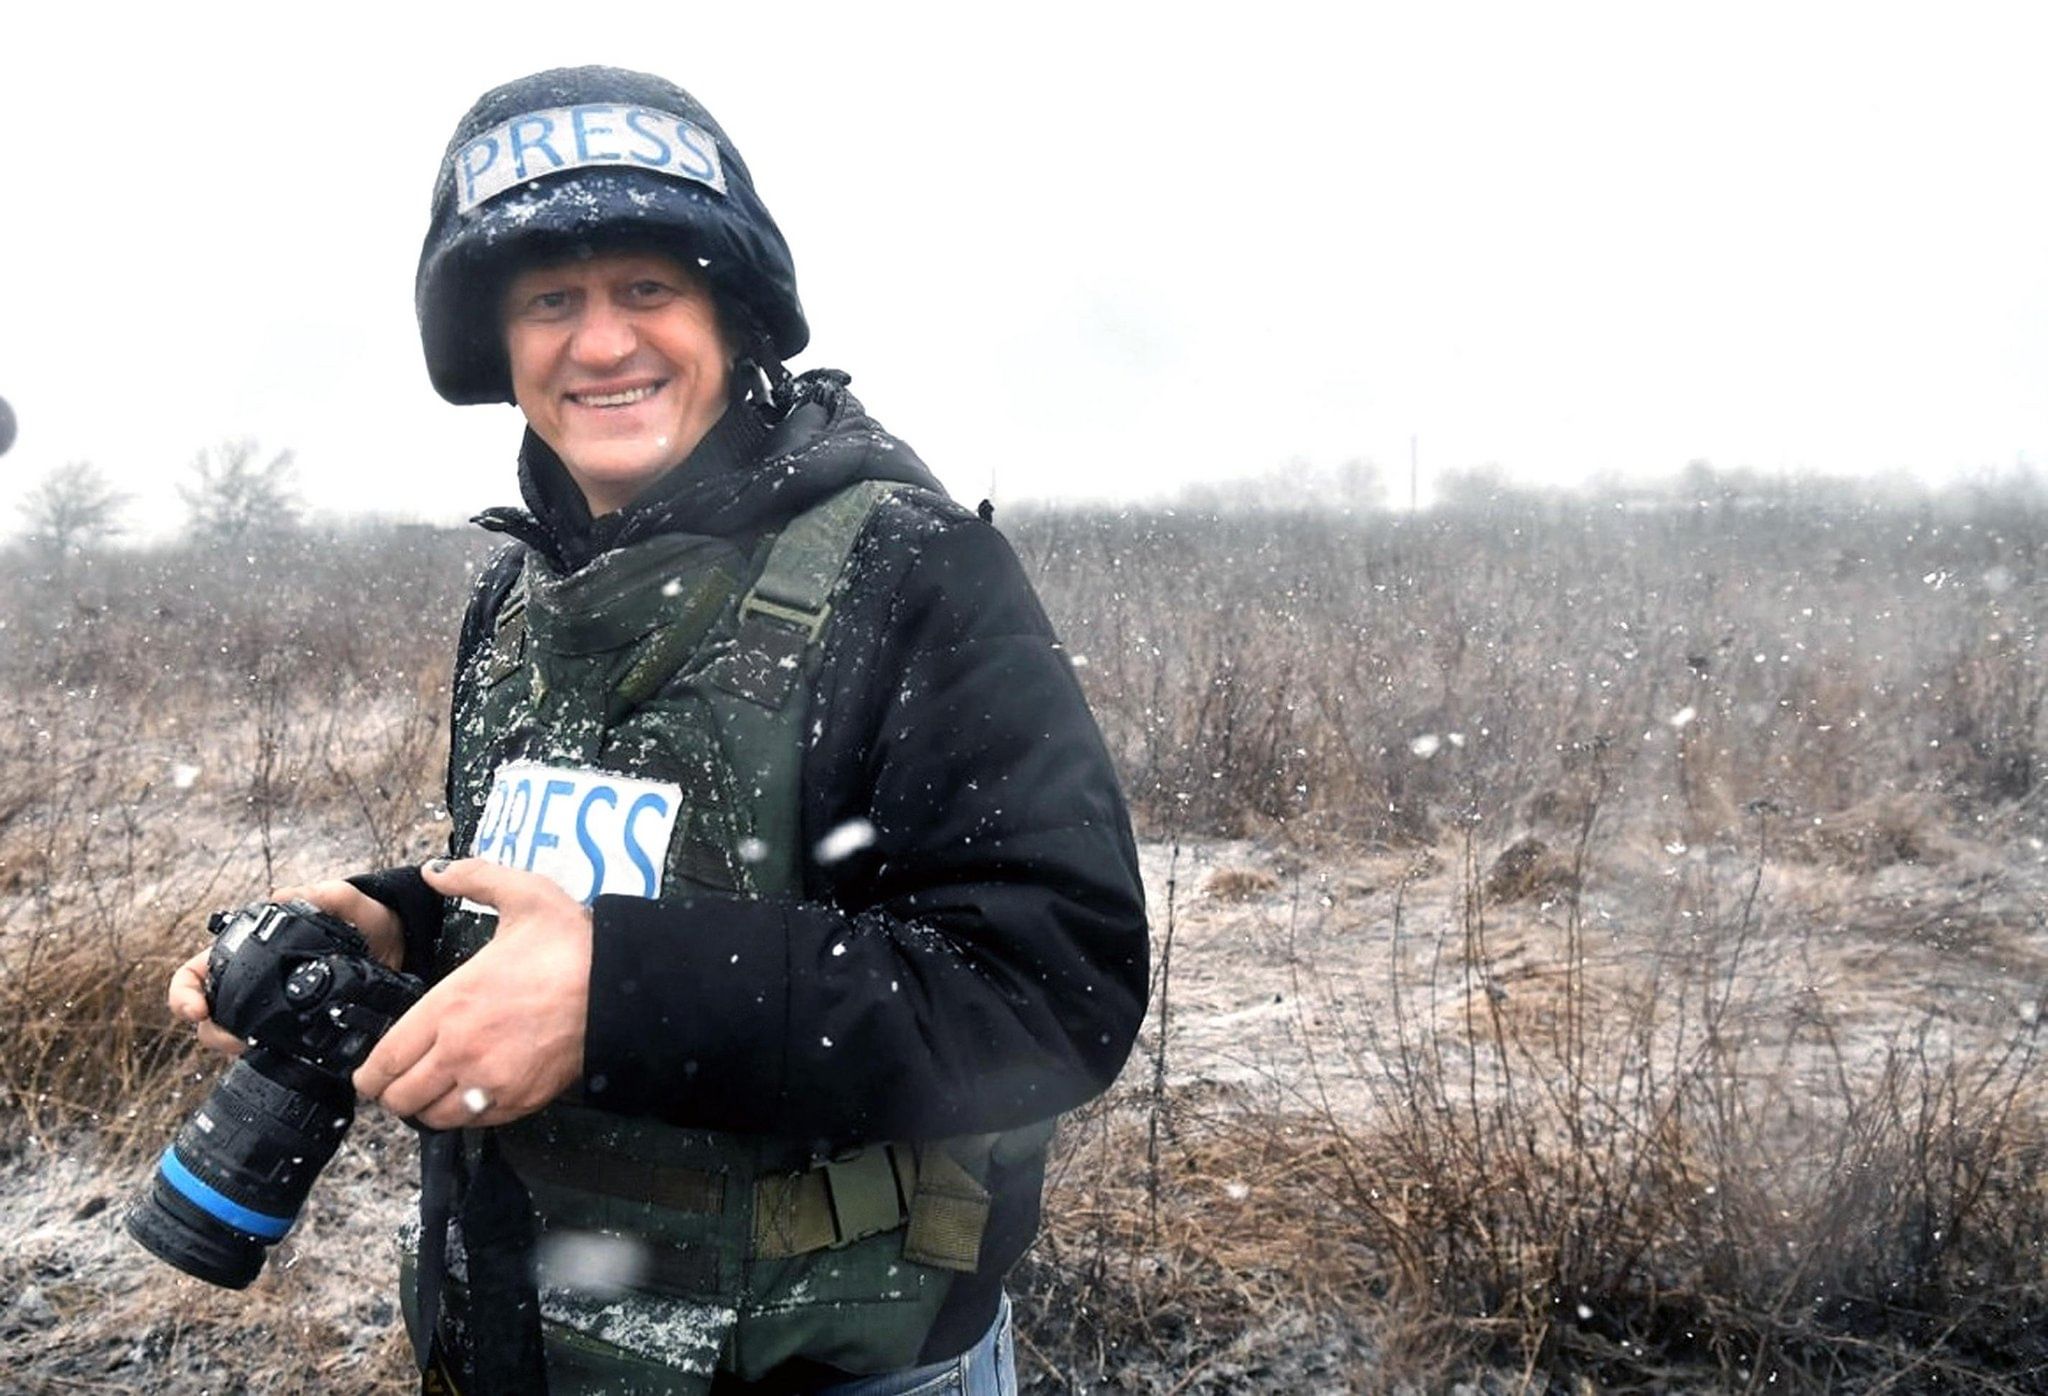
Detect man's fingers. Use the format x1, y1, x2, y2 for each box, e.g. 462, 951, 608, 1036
168, 950, 247, 1059
167, 950, 211, 1022
354, 989, 442, 1103
270, 881, 404, 969
419, 857, 563, 921
413, 1082, 503, 1131
373, 1055, 462, 1122
363, 1017, 502, 1126
273, 880, 374, 922
194, 1020, 246, 1059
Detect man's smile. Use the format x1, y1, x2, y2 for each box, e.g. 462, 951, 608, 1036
566, 380, 667, 409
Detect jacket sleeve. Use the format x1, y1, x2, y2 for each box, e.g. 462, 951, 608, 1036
582, 498, 1150, 1144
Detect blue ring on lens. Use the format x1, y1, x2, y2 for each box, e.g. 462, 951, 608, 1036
157, 1147, 294, 1241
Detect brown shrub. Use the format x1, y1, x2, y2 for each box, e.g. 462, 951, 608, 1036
1776, 793, 1954, 873
1202, 865, 1280, 901
1482, 835, 1579, 905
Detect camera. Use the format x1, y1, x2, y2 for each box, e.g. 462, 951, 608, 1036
127, 900, 423, 1287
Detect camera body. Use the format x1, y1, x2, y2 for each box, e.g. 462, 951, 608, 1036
203, 899, 419, 1072
127, 900, 424, 1288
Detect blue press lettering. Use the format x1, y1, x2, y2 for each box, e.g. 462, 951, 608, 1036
458, 136, 500, 208
527, 778, 575, 872
497, 776, 533, 868
471, 761, 681, 905
472, 780, 508, 857
571, 105, 619, 163
508, 115, 563, 180
574, 787, 617, 903
455, 104, 724, 213
623, 107, 670, 166
624, 791, 670, 897
673, 121, 717, 181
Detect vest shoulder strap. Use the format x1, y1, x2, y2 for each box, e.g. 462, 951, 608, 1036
706, 479, 910, 711
703, 480, 914, 895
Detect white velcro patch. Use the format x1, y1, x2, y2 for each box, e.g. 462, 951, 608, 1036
468, 760, 683, 907
454, 103, 727, 214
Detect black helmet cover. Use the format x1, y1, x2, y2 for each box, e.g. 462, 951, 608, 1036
416, 66, 807, 405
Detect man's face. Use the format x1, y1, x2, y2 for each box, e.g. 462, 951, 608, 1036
502, 249, 731, 516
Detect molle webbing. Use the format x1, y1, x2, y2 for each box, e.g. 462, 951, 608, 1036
753, 1145, 918, 1259
751, 1142, 987, 1273
506, 1117, 988, 1275
502, 1134, 728, 1215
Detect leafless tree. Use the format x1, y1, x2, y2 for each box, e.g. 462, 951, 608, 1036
180, 438, 298, 541
18, 460, 129, 554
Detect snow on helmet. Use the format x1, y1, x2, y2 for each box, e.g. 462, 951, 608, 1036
416, 66, 807, 405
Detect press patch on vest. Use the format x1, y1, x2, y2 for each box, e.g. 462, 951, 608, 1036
469, 760, 683, 906
455, 104, 728, 213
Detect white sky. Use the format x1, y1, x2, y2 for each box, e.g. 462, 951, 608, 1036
3, 1, 2045, 535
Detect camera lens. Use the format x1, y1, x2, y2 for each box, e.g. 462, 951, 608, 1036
125, 1049, 356, 1288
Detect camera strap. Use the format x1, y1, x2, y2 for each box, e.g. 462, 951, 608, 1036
413, 1128, 459, 1374
413, 1129, 547, 1393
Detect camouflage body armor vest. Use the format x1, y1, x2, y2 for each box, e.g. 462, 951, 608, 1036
425, 482, 1038, 1392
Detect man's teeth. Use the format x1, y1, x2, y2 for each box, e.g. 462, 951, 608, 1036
574, 384, 659, 407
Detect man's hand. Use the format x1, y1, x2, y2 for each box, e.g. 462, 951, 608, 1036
352, 859, 591, 1130
168, 879, 404, 1060
167, 944, 245, 1060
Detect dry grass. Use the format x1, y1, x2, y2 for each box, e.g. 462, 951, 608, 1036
1021, 827, 2048, 1393
1343, 828, 2048, 1390
1011, 485, 2048, 851
0, 523, 482, 1150
6, 484, 2048, 1391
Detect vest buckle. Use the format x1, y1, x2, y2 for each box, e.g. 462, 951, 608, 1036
738, 591, 832, 644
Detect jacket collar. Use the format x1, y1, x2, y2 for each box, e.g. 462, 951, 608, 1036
475, 369, 946, 571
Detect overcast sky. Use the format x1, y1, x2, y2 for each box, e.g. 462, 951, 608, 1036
3, 2, 2045, 536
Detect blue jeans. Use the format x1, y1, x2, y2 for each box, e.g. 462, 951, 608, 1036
813, 1296, 1016, 1396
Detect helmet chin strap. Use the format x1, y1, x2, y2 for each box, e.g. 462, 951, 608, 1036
735, 357, 778, 408
731, 336, 796, 418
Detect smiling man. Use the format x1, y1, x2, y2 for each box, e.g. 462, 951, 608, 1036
169, 66, 1148, 1395
501, 250, 732, 516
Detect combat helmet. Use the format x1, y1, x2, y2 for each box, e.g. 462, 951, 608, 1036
416, 66, 808, 405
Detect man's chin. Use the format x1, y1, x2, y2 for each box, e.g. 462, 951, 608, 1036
564, 452, 683, 505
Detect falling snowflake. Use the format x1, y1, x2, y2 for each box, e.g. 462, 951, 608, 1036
814, 819, 876, 864
536, 1230, 651, 1298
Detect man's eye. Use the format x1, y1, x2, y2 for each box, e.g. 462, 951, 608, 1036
625, 280, 676, 305
511, 288, 576, 321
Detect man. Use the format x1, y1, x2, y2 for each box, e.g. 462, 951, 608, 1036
171, 65, 1148, 1394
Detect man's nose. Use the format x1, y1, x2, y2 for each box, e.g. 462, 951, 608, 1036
569, 300, 636, 365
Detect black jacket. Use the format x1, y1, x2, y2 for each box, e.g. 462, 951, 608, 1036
355, 372, 1149, 1376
